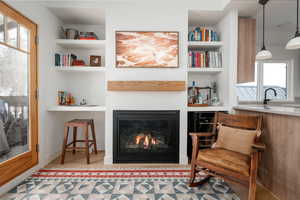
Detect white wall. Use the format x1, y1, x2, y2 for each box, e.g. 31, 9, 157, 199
217, 9, 238, 108
104, 3, 189, 164
0, 0, 239, 194
0, 1, 64, 194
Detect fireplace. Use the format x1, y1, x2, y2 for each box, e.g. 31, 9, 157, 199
113, 110, 179, 163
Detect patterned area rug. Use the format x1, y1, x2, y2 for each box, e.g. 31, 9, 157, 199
1, 168, 240, 200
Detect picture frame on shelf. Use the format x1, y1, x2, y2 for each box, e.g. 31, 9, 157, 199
188, 86, 212, 107
90, 55, 101, 66
115, 31, 179, 68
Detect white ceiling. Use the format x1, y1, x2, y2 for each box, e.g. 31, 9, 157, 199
48, 7, 105, 25
189, 10, 224, 26
188, 0, 258, 26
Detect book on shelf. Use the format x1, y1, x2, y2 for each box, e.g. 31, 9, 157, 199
188, 27, 219, 42
55, 53, 76, 67
188, 50, 222, 68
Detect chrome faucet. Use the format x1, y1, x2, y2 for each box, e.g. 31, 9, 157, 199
263, 88, 277, 105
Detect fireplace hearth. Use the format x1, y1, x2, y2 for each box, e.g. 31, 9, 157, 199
113, 110, 179, 163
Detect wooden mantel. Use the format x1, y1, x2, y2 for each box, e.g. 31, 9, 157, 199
107, 81, 186, 91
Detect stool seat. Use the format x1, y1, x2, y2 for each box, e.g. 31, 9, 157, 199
61, 118, 97, 164
66, 119, 93, 127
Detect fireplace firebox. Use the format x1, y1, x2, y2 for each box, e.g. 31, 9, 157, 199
113, 110, 179, 163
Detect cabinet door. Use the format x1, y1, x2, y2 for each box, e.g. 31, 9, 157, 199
237, 18, 256, 83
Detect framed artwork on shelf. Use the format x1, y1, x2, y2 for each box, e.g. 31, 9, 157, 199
115, 31, 179, 68
188, 86, 212, 107
90, 55, 101, 66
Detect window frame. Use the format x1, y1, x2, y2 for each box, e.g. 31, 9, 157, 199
0, 1, 38, 186
238, 59, 294, 103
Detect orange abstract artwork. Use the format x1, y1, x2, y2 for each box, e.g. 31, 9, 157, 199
116, 31, 179, 68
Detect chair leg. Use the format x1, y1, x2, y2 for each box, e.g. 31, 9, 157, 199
90, 120, 98, 154
72, 127, 77, 154
84, 125, 90, 164
61, 125, 69, 164
248, 152, 258, 200
189, 165, 211, 187
189, 164, 197, 186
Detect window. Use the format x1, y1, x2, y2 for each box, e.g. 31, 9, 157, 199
237, 60, 293, 102
0, 1, 38, 186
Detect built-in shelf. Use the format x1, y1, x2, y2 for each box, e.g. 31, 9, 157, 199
187, 106, 229, 112
54, 66, 106, 72
56, 39, 106, 49
188, 41, 223, 48
47, 106, 106, 112
187, 68, 224, 73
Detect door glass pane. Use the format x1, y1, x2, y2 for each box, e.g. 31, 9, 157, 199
263, 63, 287, 100
7, 17, 18, 47
0, 14, 4, 42
236, 63, 258, 101
20, 26, 29, 51
0, 44, 29, 163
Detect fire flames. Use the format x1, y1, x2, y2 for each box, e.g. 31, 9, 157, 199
135, 134, 157, 149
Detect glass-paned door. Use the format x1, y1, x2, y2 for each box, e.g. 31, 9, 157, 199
0, 2, 38, 186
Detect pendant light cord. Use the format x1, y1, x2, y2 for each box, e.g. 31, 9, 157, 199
297, 0, 299, 35
262, 4, 266, 50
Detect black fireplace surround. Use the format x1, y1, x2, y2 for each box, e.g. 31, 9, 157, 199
113, 110, 179, 163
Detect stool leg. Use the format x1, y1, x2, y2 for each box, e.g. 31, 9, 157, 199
61, 126, 69, 164
73, 127, 77, 154
90, 120, 98, 154
84, 125, 90, 164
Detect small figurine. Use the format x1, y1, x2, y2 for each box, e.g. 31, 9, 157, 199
80, 98, 87, 105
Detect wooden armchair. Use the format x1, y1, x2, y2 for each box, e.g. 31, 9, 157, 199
189, 112, 265, 200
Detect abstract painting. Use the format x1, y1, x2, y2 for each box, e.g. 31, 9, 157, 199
116, 31, 179, 68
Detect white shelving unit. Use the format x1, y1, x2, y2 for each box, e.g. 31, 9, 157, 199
187, 106, 229, 112
56, 39, 106, 50
53, 23, 106, 114
54, 66, 106, 72
187, 68, 224, 73
188, 41, 223, 48
187, 10, 237, 111
47, 106, 106, 112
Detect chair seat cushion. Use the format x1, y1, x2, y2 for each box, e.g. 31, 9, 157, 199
197, 148, 251, 176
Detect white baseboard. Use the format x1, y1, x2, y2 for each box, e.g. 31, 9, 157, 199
180, 154, 189, 165
104, 155, 113, 164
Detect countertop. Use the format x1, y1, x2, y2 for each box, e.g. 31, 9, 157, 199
234, 104, 300, 117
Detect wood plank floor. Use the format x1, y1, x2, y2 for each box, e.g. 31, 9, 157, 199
47, 151, 279, 200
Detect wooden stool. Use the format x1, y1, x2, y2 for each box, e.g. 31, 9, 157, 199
61, 119, 97, 164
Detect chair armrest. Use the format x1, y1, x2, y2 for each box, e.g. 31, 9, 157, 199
189, 132, 214, 137
252, 142, 266, 152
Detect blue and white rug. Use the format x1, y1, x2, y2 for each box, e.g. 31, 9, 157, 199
1, 168, 240, 200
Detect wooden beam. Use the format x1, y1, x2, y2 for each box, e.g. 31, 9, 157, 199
107, 81, 186, 91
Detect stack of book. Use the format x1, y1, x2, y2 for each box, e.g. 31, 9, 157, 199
188, 50, 222, 68
79, 32, 98, 40
55, 53, 75, 67
188, 27, 219, 42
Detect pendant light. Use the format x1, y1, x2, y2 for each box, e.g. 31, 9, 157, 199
256, 0, 272, 60
286, 0, 300, 50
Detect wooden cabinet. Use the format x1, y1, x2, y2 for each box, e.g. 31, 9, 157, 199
236, 110, 300, 200
237, 18, 256, 83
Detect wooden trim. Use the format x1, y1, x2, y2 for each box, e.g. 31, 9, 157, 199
0, 1, 38, 186
107, 81, 186, 91
0, 1, 37, 31
0, 41, 29, 54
